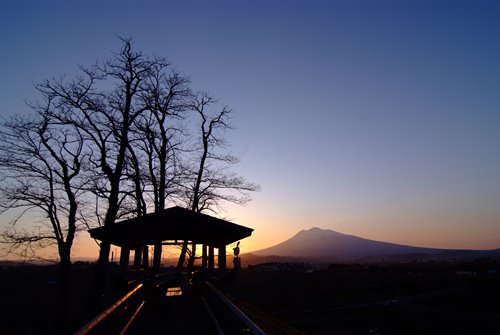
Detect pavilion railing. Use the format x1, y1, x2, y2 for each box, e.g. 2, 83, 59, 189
73, 283, 145, 335
204, 281, 267, 335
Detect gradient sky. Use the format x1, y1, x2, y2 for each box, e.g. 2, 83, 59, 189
1, 1, 500, 259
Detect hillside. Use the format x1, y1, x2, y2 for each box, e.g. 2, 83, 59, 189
251, 227, 499, 263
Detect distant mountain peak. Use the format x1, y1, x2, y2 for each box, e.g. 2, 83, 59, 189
250, 228, 500, 263
306, 226, 324, 231
297, 227, 325, 235
297, 227, 347, 238
253, 227, 442, 261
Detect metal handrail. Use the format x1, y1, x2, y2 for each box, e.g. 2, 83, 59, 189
117, 300, 145, 335
74, 283, 143, 335
205, 281, 267, 335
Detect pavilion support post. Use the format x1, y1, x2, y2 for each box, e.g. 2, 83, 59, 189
142, 246, 149, 269
208, 246, 215, 271
119, 246, 130, 273
202, 244, 208, 268
153, 243, 162, 274
218, 244, 226, 273
133, 247, 142, 271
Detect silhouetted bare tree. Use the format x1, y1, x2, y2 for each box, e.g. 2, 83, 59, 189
0, 38, 259, 316
186, 93, 260, 212
177, 92, 260, 271
131, 68, 191, 271
0, 109, 84, 326
34, 38, 174, 308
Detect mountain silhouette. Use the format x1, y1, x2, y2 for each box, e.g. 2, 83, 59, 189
251, 227, 497, 262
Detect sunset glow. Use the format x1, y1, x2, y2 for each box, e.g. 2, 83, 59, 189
1, 1, 500, 262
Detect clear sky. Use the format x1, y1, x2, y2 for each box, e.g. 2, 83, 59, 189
1, 1, 500, 259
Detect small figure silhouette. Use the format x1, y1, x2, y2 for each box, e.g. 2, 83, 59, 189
233, 241, 240, 258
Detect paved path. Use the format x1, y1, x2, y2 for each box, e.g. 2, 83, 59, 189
125, 289, 218, 334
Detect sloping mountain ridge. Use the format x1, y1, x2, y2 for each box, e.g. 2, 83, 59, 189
251, 227, 498, 262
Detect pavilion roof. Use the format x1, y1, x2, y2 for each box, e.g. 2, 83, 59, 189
88, 206, 253, 248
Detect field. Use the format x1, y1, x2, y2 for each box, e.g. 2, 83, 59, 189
1, 260, 500, 334
0, 262, 95, 335
228, 261, 500, 334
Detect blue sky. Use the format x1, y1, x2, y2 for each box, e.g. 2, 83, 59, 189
1, 1, 500, 257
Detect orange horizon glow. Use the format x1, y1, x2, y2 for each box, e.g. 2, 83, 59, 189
2, 224, 499, 263
2, 2, 500, 266
2, 204, 500, 263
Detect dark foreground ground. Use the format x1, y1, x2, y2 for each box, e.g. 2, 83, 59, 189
227, 260, 500, 335
0, 262, 96, 334
1, 260, 499, 335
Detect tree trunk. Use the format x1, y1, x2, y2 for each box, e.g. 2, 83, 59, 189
87, 176, 121, 313
86, 241, 111, 317
187, 242, 196, 273
57, 253, 72, 334
176, 240, 188, 272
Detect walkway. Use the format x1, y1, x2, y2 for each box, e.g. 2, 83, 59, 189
124, 285, 218, 335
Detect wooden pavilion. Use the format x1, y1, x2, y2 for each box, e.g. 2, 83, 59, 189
89, 206, 253, 274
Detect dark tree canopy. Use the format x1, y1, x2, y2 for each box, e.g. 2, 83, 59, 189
0, 37, 259, 272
